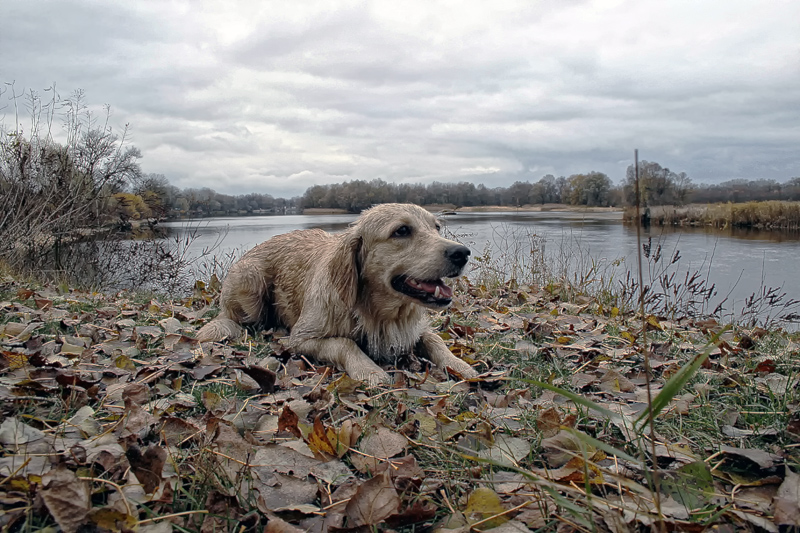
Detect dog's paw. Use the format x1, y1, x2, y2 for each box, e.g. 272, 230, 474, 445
197, 318, 245, 343
446, 358, 479, 380
346, 361, 391, 388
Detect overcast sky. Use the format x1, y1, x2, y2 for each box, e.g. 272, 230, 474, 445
3, 0, 799, 197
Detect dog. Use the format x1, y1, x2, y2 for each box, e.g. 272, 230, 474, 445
197, 203, 478, 385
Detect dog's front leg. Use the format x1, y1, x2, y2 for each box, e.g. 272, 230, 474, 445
291, 337, 390, 387
420, 331, 478, 379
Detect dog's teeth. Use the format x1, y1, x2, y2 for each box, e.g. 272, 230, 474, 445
408, 279, 420, 288
434, 285, 441, 298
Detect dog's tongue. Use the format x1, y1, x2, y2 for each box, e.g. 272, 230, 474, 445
408, 278, 453, 298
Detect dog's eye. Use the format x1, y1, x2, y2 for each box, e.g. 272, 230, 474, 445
435, 223, 442, 232
392, 225, 412, 238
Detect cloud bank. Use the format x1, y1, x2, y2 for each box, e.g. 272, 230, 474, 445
3, 0, 799, 196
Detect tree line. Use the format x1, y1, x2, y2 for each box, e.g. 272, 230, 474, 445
76, 164, 800, 221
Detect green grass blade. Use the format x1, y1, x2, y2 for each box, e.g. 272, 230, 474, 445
518, 379, 619, 420
634, 329, 726, 430
564, 428, 643, 466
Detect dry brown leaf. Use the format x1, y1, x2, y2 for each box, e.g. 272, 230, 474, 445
41, 465, 91, 533
598, 368, 636, 393
119, 401, 156, 440
322, 478, 361, 530
126, 444, 167, 494
265, 515, 306, 533
535, 406, 562, 438
773, 467, 800, 527
160, 416, 203, 446
256, 472, 319, 512
476, 435, 531, 467
359, 426, 407, 459
278, 404, 301, 437
335, 419, 361, 457
0, 417, 45, 445
122, 382, 150, 405
345, 470, 401, 527
236, 364, 277, 393
541, 430, 582, 468
200, 491, 242, 533
202, 390, 234, 415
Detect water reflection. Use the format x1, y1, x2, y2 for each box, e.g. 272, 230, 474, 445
633, 223, 800, 243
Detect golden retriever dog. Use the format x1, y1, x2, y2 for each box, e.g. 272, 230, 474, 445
197, 203, 478, 385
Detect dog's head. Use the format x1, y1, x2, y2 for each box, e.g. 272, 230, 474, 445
332, 203, 470, 310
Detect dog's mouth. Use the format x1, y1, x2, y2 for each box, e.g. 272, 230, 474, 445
391, 275, 454, 307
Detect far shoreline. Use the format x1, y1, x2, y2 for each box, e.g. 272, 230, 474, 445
302, 204, 624, 215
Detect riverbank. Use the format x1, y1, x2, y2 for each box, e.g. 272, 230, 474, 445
624, 201, 800, 229
1, 274, 798, 531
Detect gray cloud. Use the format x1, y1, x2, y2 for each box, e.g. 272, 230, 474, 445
2, 0, 799, 197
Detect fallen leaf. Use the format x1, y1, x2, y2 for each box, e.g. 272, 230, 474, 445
88, 508, 138, 531
535, 406, 562, 438
236, 364, 277, 393
359, 426, 407, 460
345, 470, 401, 527
41, 465, 91, 533
306, 414, 337, 458
476, 435, 531, 467
0, 417, 45, 445
463, 487, 509, 529
278, 404, 301, 437
126, 445, 167, 494
773, 467, 800, 527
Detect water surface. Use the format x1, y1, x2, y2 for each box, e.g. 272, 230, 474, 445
161, 211, 800, 325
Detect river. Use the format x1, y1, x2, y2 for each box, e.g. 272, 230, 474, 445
160, 211, 800, 327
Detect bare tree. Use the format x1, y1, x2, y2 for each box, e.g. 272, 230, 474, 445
1, 83, 142, 276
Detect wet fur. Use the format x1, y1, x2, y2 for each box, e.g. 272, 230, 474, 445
197, 203, 478, 385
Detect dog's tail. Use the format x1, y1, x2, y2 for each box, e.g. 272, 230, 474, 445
197, 317, 246, 342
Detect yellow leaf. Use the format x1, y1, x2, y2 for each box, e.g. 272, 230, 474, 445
611, 307, 620, 318
436, 413, 455, 423
412, 413, 437, 436
328, 374, 361, 395
647, 314, 664, 330
556, 336, 572, 344
4, 352, 28, 370
463, 487, 509, 529
306, 415, 337, 457
550, 308, 559, 316
8, 477, 31, 491
620, 331, 636, 344
114, 354, 135, 371
89, 508, 138, 531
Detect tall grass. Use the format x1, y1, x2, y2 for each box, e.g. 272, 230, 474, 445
458, 223, 799, 329
623, 201, 800, 229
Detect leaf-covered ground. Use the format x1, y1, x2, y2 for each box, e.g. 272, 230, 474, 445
1, 276, 799, 532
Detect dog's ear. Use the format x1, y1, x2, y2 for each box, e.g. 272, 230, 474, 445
329, 230, 362, 307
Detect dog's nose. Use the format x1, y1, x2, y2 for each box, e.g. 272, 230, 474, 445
445, 244, 471, 268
